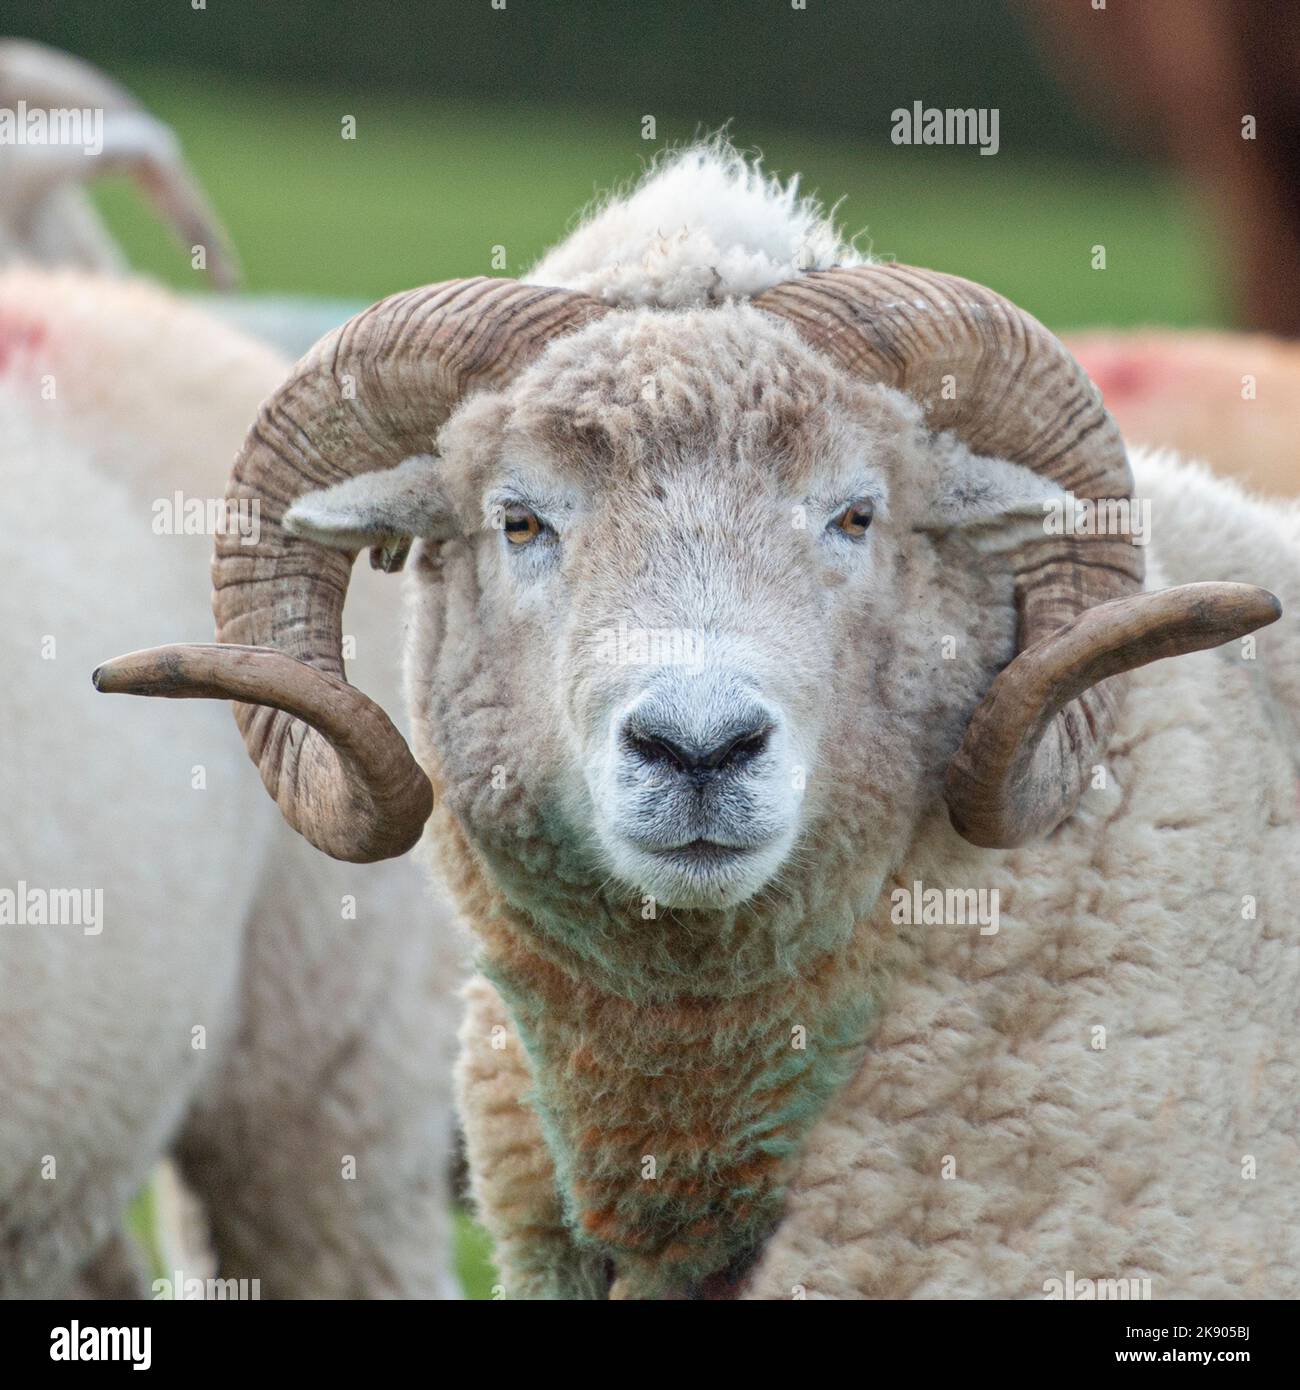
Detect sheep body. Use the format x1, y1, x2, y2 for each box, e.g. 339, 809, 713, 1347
743, 449, 1300, 1298
1066, 330, 1300, 499
454, 441, 1300, 1299
439, 149, 1300, 1299
0, 270, 461, 1296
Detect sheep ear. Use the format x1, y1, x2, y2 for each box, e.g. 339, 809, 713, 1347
284, 454, 453, 571
917, 437, 1066, 553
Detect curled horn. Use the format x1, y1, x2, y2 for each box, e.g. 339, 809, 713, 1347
0, 38, 239, 287
95, 279, 609, 861
756, 266, 1280, 846
944, 582, 1280, 845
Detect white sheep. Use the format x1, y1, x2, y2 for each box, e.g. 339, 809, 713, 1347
2, 46, 464, 1296
0, 270, 461, 1296
97, 144, 1299, 1300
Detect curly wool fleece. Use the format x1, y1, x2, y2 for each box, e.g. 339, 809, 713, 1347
478, 901, 883, 1295
450, 446, 1300, 1301
424, 257, 980, 1296
439, 150, 1300, 1299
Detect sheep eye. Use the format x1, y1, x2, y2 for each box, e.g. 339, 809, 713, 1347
502, 504, 544, 546
833, 498, 875, 538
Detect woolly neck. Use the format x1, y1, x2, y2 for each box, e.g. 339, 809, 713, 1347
433, 799, 895, 1297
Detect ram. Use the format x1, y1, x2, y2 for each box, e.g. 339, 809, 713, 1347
99, 145, 1300, 1299
1, 49, 459, 1297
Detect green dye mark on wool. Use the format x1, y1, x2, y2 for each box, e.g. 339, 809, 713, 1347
482, 946, 879, 1289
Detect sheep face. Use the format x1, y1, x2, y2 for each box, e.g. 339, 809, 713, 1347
372, 305, 1060, 937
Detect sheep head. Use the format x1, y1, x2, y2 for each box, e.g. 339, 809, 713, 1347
94, 269, 1280, 908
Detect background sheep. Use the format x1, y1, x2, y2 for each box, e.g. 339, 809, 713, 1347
0, 38, 237, 287
98, 145, 1299, 1299
2, 268, 466, 1298
1064, 330, 1300, 500
0, 51, 462, 1294
1, 268, 464, 1298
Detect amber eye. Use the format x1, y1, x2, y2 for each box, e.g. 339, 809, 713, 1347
833, 498, 875, 538
502, 504, 544, 546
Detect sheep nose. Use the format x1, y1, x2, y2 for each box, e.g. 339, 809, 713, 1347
621, 708, 773, 781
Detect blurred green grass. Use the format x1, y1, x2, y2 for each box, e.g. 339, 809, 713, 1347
93, 69, 1226, 332
126, 1182, 499, 1299
125, 1186, 163, 1280
455, 1206, 497, 1300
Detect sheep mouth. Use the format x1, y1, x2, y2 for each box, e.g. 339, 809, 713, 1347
605, 825, 796, 908
640, 837, 786, 906
651, 838, 758, 867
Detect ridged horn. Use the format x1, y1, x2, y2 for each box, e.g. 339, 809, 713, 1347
756, 266, 1279, 845
945, 582, 1280, 845
95, 278, 609, 861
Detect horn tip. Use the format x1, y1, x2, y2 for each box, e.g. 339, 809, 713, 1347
91, 645, 189, 696
1214, 582, 1282, 635
91, 659, 122, 693
92, 654, 151, 695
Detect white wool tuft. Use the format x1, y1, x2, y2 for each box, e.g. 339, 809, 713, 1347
524, 140, 866, 309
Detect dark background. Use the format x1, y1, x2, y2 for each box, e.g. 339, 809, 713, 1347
7, 0, 1114, 159
7, 0, 1226, 330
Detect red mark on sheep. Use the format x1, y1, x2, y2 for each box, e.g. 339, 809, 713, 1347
1073, 348, 1154, 405
0, 315, 49, 376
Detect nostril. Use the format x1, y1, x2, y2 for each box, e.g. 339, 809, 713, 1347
712, 723, 772, 772
624, 731, 694, 773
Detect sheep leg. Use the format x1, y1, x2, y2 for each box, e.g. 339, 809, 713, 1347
173, 846, 459, 1299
